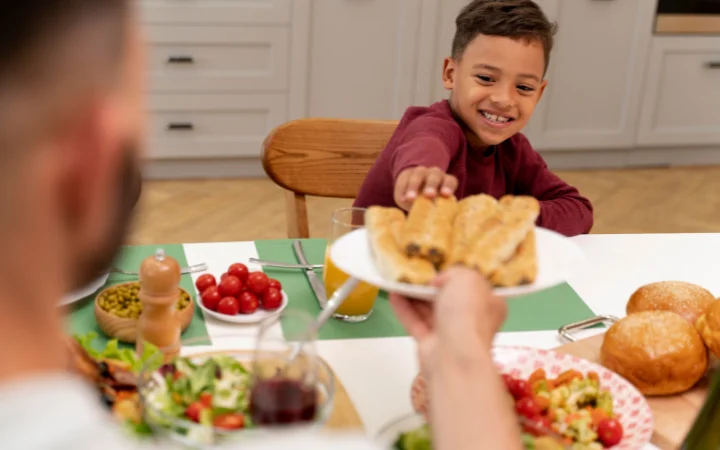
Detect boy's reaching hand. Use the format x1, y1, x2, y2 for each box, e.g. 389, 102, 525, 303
394, 166, 458, 211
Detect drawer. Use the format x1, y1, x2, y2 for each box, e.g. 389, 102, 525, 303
146, 26, 289, 93
637, 37, 720, 146
147, 94, 287, 159
139, 0, 291, 25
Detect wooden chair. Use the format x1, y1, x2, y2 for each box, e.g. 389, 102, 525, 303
262, 118, 398, 238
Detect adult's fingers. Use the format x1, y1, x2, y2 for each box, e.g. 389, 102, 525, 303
389, 293, 431, 341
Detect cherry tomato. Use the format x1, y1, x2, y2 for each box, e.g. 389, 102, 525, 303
238, 291, 259, 314
217, 297, 241, 316
199, 392, 213, 408
262, 287, 283, 311
228, 263, 250, 283
501, 374, 515, 390
195, 274, 217, 294
173, 371, 184, 381
522, 415, 553, 437
213, 413, 245, 430
508, 379, 532, 401
597, 418, 623, 447
201, 286, 222, 311
515, 397, 541, 419
247, 272, 270, 295
268, 278, 282, 290
220, 273, 229, 282
218, 275, 243, 298
185, 402, 206, 423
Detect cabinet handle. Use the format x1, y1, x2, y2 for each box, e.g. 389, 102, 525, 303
167, 56, 194, 64
706, 62, 720, 69
167, 123, 194, 131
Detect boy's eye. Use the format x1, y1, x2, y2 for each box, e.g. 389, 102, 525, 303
475, 75, 493, 83
517, 85, 535, 93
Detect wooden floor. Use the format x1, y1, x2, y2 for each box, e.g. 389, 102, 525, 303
129, 166, 720, 245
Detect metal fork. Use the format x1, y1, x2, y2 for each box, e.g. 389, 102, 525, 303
111, 262, 208, 276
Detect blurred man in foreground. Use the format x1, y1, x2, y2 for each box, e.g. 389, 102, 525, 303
0, 2, 521, 449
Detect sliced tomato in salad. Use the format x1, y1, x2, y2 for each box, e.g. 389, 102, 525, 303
213, 413, 245, 430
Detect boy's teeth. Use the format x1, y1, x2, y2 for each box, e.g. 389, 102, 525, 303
482, 111, 510, 123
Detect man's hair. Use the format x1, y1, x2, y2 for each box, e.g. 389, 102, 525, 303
451, 0, 558, 73
0, 1, 131, 157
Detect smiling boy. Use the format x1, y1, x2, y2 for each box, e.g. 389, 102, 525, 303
353, 0, 593, 237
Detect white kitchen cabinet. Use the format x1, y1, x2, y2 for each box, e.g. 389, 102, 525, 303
147, 94, 287, 159
637, 37, 720, 146
139, 0, 291, 25
300, 0, 422, 120
523, 0, 656, 151
147, 26, 290, 93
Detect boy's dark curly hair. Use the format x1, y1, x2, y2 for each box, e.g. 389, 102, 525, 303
452, 0, 558, 74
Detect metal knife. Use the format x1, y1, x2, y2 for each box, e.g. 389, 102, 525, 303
292, 240, 328, 308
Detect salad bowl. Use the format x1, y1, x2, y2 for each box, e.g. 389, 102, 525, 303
137, 348, 336, 448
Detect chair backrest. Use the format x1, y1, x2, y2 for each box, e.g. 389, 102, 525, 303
262, 117, 398, 238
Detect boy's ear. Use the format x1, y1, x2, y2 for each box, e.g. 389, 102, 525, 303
537, 79, 549, 103
442, 57, 456, 90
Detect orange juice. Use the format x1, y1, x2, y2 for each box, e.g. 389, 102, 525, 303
323, 250, 379, 317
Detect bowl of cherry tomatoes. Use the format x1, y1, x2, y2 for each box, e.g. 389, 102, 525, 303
194, 263, 288, 324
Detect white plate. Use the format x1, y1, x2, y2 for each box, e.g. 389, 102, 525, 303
409, 346, 654, 450
329, 227, 585, 300
60, 272, 110, 306
197, 290, 289, 324
375, 412, 426, 449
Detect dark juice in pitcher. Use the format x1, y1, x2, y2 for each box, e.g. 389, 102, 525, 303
249, 377, 317, 425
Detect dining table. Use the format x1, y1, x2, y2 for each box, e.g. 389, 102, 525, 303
69, 232, 720, 449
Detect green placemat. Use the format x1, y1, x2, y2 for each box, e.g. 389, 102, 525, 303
66, 244, 211, 348
255, 239, 407, 340
255, 239, 596, 339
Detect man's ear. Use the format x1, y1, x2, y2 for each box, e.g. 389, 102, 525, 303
57, 100, 123, 233
442, 57, 457, 91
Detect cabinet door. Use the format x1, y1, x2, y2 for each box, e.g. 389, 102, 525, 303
523, 0, 655, 150
637, 37, 720, 146
139, 0, 291, 25
301, 0, 422, 120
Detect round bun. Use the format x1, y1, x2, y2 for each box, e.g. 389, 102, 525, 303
696, 300, 720, 359
600, 311, 708, 396
626, 281, 715, 327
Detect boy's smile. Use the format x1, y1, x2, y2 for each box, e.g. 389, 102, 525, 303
443, 34, 547, 150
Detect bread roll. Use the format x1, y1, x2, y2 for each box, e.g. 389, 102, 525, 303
600, 311, 708, 396
401, 196, 458, 267
626, 281, 716, 327
696, 300, 720, 359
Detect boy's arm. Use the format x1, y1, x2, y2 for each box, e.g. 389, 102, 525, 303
512, 138, 594, 237
390, 116, 463, 181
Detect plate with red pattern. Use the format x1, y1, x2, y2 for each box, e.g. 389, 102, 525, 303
410, 347, 653, 450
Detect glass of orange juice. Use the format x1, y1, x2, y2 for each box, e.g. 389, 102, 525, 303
324, 207, 379, 322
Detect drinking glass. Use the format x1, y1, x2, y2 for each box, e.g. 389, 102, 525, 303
323, 207, 380, 322
250, 309, 334, 428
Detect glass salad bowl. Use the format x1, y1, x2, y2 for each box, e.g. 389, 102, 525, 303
137, 342, 335, 448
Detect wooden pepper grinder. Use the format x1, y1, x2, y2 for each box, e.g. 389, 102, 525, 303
136, 248, 182, 362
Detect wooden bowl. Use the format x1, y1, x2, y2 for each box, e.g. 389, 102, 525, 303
94, 282, 195, 344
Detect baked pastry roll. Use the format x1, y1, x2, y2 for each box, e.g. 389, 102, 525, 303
447, 194, 498, 266
401, 195, 458, 268
626, 281, 715, 328
459, 196, 540, 276
490, 229, 538, 287
365, 206, 436, 285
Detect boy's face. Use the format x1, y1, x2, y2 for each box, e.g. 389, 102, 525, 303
443, 34, 547, 149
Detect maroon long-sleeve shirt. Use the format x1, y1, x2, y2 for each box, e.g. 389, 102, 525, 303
353, 100, 593, 237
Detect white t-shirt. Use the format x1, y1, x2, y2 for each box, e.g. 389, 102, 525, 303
0, 374, 380, 450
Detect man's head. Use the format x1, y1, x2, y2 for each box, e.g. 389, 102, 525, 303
442, 0, 557, 149
0, 1, 146, 299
